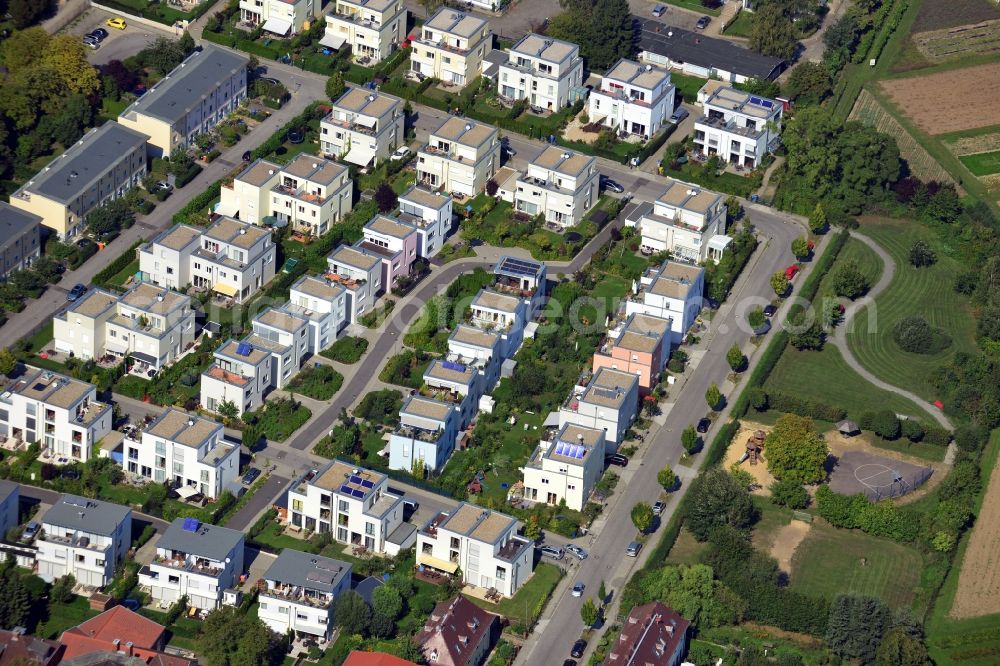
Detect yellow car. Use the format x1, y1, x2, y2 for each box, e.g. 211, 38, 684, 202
107, 17, 126, 29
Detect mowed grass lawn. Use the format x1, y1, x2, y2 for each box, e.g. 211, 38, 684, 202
959, 149, 1000, 176
847, 219, 978, 401
723, 10, 753, 37
790, 521, 924, 609
466, 562, 563, 625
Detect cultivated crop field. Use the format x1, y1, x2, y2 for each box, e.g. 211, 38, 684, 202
913, 19, 1000, 61
959, 149, 1000, 176
849, 90, 956, 183
911, 0, 1000, 32
881, 62, 1000, 135
952, 449, 1000, 618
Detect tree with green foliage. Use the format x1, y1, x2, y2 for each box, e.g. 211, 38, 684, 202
770, 271, 789, 296
770, 478, 810, 509
748, 307, 767, 331
788, 311, 825, 351
198, 605, 284, 666
144, 37, 188, 76
826, 595, 890, 663
908, 240, 936, 267
217, 400, 239, 422
749, 4, 797, 60
748, 387, 768, 411
687, 469, 757, 541
334, 590, 371, 636
705, 383, 722, 410
808, 202, 828, 233
372, 584, 403, 620
0, 348, 16, 377
9, 0, 52, 29
548, 0, 633, 71
875, 627, 931, 666
633, 562, 746, 628
681, 425, 699, 453
658, 465, 678, 491
726, 344, 745, 372
631, 502, 654, 533
598, 580, 608, 604
50, 573, 76, 603
765, 413, 828, 484
791, 237, 810, 260
374, 181, 398, 213
580, 597, 598, 626
830, 260, 869, 299
326, 71, 345, 101
786, 62, 833, 106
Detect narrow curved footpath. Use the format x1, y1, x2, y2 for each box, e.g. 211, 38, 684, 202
830, 231, 954, 431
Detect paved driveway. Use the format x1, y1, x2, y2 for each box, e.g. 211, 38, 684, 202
225, 474, 290, 530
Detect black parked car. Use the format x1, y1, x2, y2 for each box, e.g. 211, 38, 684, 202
242, 467, 261, 485
697, 417, 711, 434
605, 453, 629, 467
571, 639, 587, 659
599, 175, 624, 193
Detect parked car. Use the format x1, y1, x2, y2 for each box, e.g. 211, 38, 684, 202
153, 180, 172, 193
82, 35, 99, 49
21, 521, 39, 542
67, 283, 87, 302
242, 467, 261, 485
242, 150, 253, 162
540, 545, 565, 560
566, 544, 588, 560
402, 498, 418, 513
669, 107, 689, 124
763, 304, 777, 318
571, 639, 587, 658
696, 15, 711, 29
392, 146, 412, 161
626, 541, 642, 557
106, 16, 127, 29
697, 417, 711, 434
599, 175, 624, 193
571, 581, 585, 597
90, 28, 109, 41
652, 501, 665, 515
605, 453, 629, 467
563, 661, 577, 666
652, 3, 666, 17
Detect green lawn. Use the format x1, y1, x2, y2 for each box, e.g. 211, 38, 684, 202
466, 562, 563, 626
816, 236, 884, 296
477, 411, 546, 506
671, 72, 710, 104
105, 259, 140, 289
958, 149, 1000, 176
723, 10, 753, 37
789, 520, 924, 609
847, 219, 979, 401
577, 275, 629, 326
320, 336, 369, 364
664, 0, 722, 16
665, 527, 710, 566
251, 520, 316, 552
286, 364, 344, 400
37, 597, 99, 639
750, 496, 794, 553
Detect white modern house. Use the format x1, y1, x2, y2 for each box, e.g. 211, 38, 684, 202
637, 180, 729, 262
388, 395, 460, 473
469, 289, 526, 360
139, 517, 245, 611
410, 8, 492, 86
625, 260, 705, 345
248, 308, 310, 390
416, 502, 534, 598
321, 88, 405, 167
417, 116, 500, 197
200, 339, 273, 416
422, 359, 480, 427
324, 245, 383, 323
121, 409, 239, 499
258, 549, 351, 641
447, 325, 502, 391
588, 59, 675, 140
397, 185, 453, 258
521, 423, 605, 511
138, 218, 276, 302
498, 33, 584, 112
219, 155, 353, 237
492, 255, 547, 319
239, 0, 318, 35
356, 214, 419, 289
286, 461, 413, 555
559, 367, 639, 447
322, 0, 407, 65
0, 368, 112, 462
36, 495, 131, 587
283, 275, 348, 354
508, 146, 598, 228
694, 85, 782, 168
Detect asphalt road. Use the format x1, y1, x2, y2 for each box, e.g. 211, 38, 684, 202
224, 474, 290, 530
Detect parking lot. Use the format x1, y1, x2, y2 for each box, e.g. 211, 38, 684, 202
67, 7, 178, 66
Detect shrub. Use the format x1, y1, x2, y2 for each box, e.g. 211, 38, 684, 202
908, 240, 936, 267
862, 409, 900, 440
923, 424, 952, 447
892, 316, 951, 354
767, 391, 846, 421
900, 418, 924, 442
815, 485, 919, 542
770, 478, 810, 509
748, 387, 768, 411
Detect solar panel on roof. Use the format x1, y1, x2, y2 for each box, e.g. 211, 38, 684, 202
236, 342, 252, 356
349, 475, 363, 485
570, 445, 586, 459
593, 387, 621, 400
182, 517, 201, 532
360, 479, 375, 488
351, 488, 366, 499
499, 257, 541, 277
441, 360, 466, 372
340, 483, 353, 494
306, 570, 335, 585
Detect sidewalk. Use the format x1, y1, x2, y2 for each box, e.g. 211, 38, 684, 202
705, 0, 742, 38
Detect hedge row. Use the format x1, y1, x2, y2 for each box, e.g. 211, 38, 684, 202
766, 390, 848, 422
173, 178, 225, 226
93, 240, 144, 289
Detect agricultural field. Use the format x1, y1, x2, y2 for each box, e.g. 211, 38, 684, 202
880, 61, 1000, 135
847, 219, 979, 402
849, 90, 956, 184
912, 18, 1000, 62
911, 0, 1000, 33
958, 149, 1000, 176
951, 433, 1000, 618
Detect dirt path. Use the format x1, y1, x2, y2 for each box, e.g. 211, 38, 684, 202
770, 521, 812, 574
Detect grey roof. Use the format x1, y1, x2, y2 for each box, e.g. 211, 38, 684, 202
353, 575, 384, 605
637, 17, 785, 81
157, 517, 244, 561
123, 45, 248, 125
43, 495, 130, 536
20, 123, 147, 205
0, 479, 17, 506
0, 203, 42, 247
264, 548, 351, 593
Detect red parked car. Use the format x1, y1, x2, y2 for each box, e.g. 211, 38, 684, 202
785, 265, 800, 280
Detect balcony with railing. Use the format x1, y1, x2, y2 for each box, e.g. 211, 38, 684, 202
696, 114, 766, 140
153, 552, 225, 577
261, 583, 335, 608
393, 424, 446, 444
419, 511, 449, 538
272, 183, 327, 206
40, 531, 111, 552
324, 115, 380, 137
329, 8, 384, 30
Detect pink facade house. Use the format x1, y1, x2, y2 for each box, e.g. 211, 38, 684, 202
591, 312, 670, 394
356, 214, 419, 289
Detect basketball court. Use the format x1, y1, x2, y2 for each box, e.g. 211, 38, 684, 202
829, 450, 933, 501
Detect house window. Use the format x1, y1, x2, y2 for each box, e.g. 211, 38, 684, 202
495, 566, 506, 581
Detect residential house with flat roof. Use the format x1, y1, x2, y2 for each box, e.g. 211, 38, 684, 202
414, 596, 500, 666
397, 185, 452, 258
416, 502, 533, 597
286, 460, 410, 555
118, 45, 249, 157
417, 116, 500, 197
592, 312, 671, 392
142, 217, 276, 302
389, 394, 460, 473
325, 245, 383, 323
625, 260, 705, 344
522, 423, 605, 511
0, 368, 111, 462
121, 408, 238, 499
283, 275, 348, 353
498, 33, 584, 112
589, 59, 675, 140
10, 123, 147, 240
492, 255, 547, 319
638, 180, 728, 262
249, 307, 309, 389
239, 0, 318, 36
357, 214, 418, 289
139, 517, 245, 611
694, 85, 782, 168
605, 602, 690, 666
559, 366, 639, 447
509, 145, 598, 229
422, 359, 480, 427
321, 88, 405, 167
0, 203, 42, 279
446, 325, 501, 390
411, 8, 492, 86
200, 338, 273, 416
36, 494, 131, 587
258, 549, 352, 640
468, 289, 526, 359
322, 0, 407, 65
